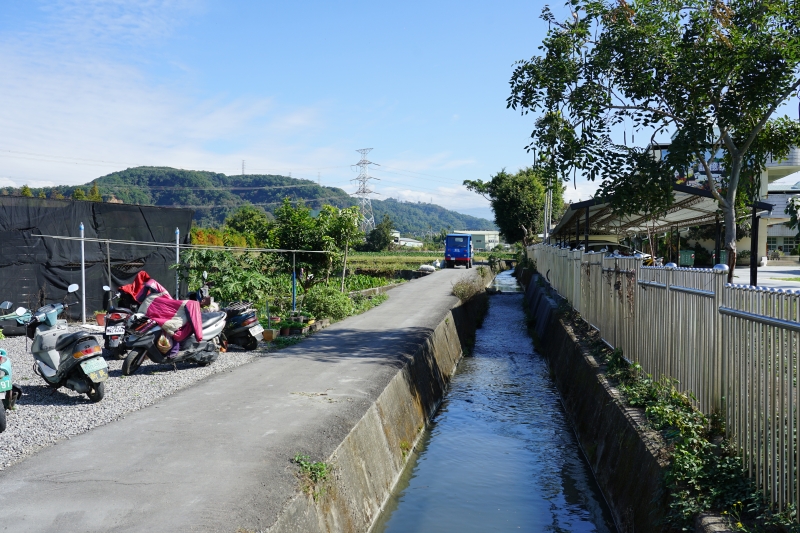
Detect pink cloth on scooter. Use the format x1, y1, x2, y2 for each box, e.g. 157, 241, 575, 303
142, 297, 203, 342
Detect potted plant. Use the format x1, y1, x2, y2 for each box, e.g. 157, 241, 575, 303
94, 311, 107, 326
279, 321, 291, 336
288, 321, 305, 335
261, 319, 280, 341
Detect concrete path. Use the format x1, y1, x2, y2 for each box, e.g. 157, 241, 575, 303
0, 268, 471, 533
732, 265, 800, 289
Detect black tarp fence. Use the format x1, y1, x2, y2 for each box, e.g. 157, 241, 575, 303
0, 197, 193, 320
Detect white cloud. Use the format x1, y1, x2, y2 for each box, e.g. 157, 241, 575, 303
379, 184, 489, 212
0, 2, 342, 188
562, 176, 601, 205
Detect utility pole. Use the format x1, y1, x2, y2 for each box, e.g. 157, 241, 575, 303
352, 148, 379, 233
242, 160, 245, 176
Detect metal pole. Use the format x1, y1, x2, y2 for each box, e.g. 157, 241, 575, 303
750, 204, 759, 286
175, 228, 180, 299
292, 252, 297, 312
80, 222, 86, 325
584, 207, 589, 251
713, 264, 729, 413
575, 214, 579, 249
106, 240, 112, 290
715, 214, 721, 265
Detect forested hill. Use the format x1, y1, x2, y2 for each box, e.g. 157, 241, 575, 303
75, 167, 494, 235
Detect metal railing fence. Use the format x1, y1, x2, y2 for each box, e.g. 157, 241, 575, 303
528, 243, 800, 513
722, 285, 800, 510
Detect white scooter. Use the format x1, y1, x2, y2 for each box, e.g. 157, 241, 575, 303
25, 284, 109, 402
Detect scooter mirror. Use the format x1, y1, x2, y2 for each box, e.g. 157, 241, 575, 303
202, 271, 208, 280
102, 285, 111, 292
0, 301, 11, 310
15, 307, 26, 316
67, 284, 79, 293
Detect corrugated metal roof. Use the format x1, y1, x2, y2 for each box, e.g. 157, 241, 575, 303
552, 184, 773, 238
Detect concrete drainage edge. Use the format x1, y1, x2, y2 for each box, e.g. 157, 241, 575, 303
267, 293, 488, 533
517, 268, 733, 533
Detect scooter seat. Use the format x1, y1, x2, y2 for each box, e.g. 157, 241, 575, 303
55, 332, 94, 351
201, 311, 226, 329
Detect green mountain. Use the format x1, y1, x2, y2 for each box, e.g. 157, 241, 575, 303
44, 167, 495, 235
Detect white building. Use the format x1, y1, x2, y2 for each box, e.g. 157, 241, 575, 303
764, 178, 800, 254
452, 230, 502, 252
390, 230, 423, 248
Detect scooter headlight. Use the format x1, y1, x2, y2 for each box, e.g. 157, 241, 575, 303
0, 355, 7, 365
73, 345, 101, 359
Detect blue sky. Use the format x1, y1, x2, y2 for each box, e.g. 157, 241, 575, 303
0, 0, 602, 220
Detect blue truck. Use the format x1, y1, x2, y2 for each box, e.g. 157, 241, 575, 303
444, 234, 473, 268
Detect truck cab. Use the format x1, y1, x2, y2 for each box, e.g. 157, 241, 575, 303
444, 234, 473, 268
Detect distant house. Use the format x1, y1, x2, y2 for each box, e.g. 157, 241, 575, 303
390, 230, 423, 248
452, 230, 502, 252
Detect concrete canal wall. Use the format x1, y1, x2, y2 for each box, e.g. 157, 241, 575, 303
520, 270, 672, 533
269, 292, 488, 533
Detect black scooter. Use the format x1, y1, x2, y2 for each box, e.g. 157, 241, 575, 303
101, 285, 138, 360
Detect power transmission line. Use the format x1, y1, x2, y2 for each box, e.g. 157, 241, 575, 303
352, 148, 379, 232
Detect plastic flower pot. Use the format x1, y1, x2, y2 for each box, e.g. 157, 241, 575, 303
95, 313, 106, 326
280, 327, 290, 336
262, 329, 280, 341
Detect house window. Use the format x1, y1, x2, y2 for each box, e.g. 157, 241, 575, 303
784, 237, 799, 253
767, 237, 777, 252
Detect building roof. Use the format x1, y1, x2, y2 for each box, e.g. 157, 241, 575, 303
452, 230, 499, 235
551, 184, 773, 238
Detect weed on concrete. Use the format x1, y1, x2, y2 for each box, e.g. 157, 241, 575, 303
293, 454, 331, 501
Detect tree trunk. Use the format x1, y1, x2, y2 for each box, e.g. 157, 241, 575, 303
723, 202, 737, 283
340, 243, 349, 293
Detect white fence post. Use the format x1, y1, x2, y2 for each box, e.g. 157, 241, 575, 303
713, 264, 728, 413
175, 227, 180, 299
80, 222, 86, 325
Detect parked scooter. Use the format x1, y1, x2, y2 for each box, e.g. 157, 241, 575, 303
0, 348, 22, 433
100, 285, 137, 360
121, 309, 227, 376
189, 272, 261, 350
26, 284, 109, 402
222, 301, 262, 350
0, 301, 31, 337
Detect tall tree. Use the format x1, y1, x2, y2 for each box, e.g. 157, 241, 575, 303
224, 204, 272, 247
508, 0, 800, 277
20, 185, 32, 197
324, 206, 363, 291
88, 183, 103, 202
464, 167, 560, 245
363, 214, 395, 252
72, 188, 86, 200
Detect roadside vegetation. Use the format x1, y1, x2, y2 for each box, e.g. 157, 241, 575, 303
293, 454, 331, 500
554, 300, 798, 532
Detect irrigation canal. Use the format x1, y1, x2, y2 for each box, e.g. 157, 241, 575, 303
372, 270, 617, 533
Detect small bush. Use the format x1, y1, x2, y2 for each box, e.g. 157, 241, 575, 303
303, 285, 353, 320
451, 276, 484, 302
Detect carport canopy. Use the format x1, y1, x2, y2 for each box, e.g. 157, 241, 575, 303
551, 184, 773, 239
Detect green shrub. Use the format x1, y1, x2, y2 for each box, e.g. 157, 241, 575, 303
303, 285, 354, 320
451, 276, 484, 302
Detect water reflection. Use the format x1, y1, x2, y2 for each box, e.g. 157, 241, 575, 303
373, 271, 616, 533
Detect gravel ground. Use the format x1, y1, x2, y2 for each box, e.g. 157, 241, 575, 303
0, 326, 263, 469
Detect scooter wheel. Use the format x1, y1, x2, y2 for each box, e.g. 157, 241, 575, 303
0, 404, 5, 433
122, 349, 147, 376
87, 381, 104, 403
243, 336, 259, 351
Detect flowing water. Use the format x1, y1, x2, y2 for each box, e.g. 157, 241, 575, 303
372, 271, 617, 533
